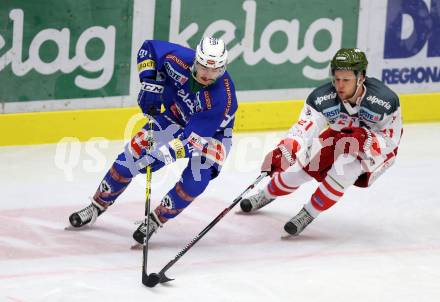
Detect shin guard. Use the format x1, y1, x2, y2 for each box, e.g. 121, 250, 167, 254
93, 165, 132, 208
154, 182, 195, 223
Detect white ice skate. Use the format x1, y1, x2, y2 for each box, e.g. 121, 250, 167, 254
69, 201, 105, 228
284, 207, 314, 235
132, 211, 162, 244
240, 190, 274, 212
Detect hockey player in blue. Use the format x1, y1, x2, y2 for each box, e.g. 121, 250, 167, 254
69, 37, 238, 244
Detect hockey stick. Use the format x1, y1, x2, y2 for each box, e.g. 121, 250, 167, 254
141, 118, 154, 286
143, 172, 268, 287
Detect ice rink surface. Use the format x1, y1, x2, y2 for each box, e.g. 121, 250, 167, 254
1, 123, 440, 302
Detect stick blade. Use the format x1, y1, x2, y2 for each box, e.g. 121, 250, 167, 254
159, 273, 174, 284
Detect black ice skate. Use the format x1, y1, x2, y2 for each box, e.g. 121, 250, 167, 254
240, 190, 274, 212
69, 202, 105, 228
133, 212, 162, 244
284, 207, 314, 235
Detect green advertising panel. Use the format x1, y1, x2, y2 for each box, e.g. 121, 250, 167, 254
0, 0, 133, 102
155, 0, 359, 90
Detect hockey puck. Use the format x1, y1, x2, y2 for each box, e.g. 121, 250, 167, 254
144, 273, 161, 287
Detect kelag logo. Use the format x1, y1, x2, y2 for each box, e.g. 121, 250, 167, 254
0, 0, 132, 102
154, 0, 359, 90
382, 0, 440, 85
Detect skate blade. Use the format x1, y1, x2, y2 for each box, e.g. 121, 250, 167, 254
130, 243, 143, 250
234, 210, 248, 215
64, 225, 92, 231
280, 234, 298, 240
234, 210, 260, 216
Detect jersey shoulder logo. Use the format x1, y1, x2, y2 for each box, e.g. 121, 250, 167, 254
165, 54, 190, 69
314, 92, 337, 106
366, 95, 392, 110
137, 59, 155, 73
138, 49, 149, 59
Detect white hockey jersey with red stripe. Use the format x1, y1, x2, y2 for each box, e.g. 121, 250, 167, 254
286, 77, 402, 172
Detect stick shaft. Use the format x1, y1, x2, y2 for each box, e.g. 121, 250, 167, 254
158, 173, 267, 277
142, 119, 154, 281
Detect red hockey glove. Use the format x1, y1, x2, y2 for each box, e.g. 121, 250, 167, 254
336, 127, 372, 154
261, 138, 300, 176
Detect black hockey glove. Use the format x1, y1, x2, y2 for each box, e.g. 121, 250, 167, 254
137, 79, 164, 116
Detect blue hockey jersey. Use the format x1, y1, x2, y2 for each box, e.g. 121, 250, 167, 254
136, 40, 238, 143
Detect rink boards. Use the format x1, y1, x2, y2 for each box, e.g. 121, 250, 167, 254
1, 92, 440, 146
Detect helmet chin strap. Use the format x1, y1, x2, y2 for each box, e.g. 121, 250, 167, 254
191, 65, 198, 80
343, 76, 364, 104
190, 62, 197, 78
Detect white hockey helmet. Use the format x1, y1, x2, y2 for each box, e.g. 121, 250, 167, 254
195, 37, 228, 69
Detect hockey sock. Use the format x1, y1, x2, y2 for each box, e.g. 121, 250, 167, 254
93, 164, 132, 208
265, 172, 299, 198
307, 175, 344, 218
154, 165, 212, 223
154, 182, 195, 223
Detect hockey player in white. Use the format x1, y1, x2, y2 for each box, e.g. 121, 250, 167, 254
240, 48, 403, 235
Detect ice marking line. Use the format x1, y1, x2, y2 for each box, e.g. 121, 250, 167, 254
0, 245, 438, 280
0, 265, 138, 280
15, 216, 66, 229
5, 297, 26, 302
185, 245, 440, 269
0, 204, 148, 260
0, 236, 37, 249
